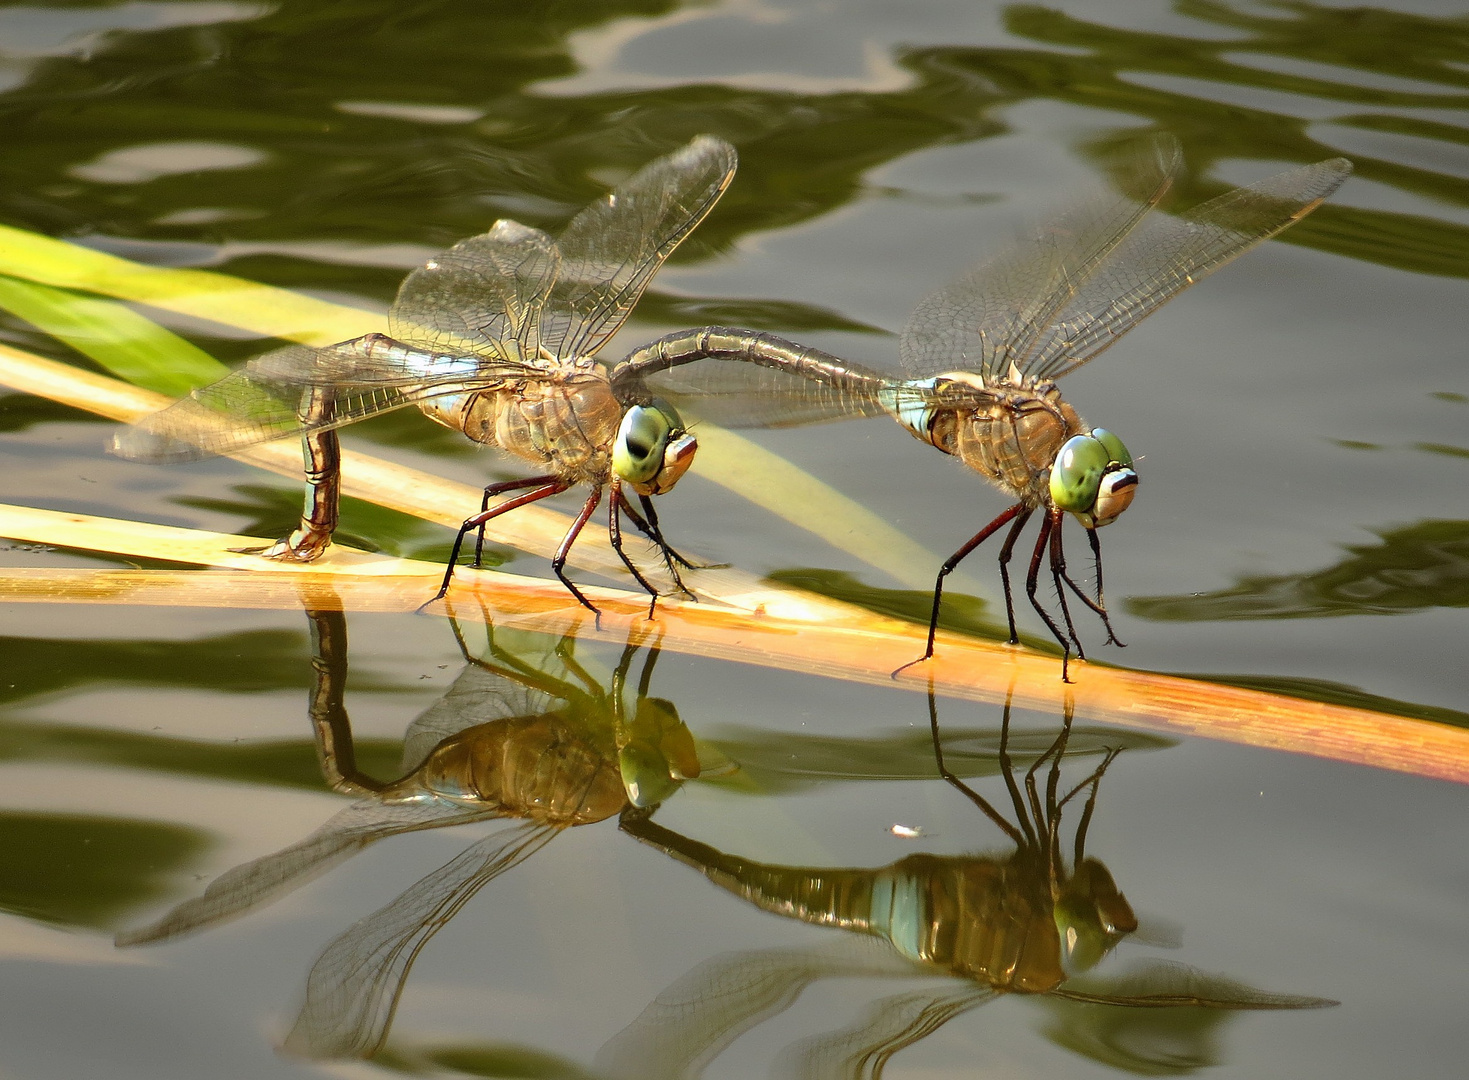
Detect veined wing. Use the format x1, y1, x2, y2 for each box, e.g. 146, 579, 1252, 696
111, 339, 563, 463
115, 799, 503, 947
388, 218, 561, 359
900, 136, 1181, 381
537, 135, 738, 362
638, 354, 894, 428
595, 939, 920, 1080
778, 983, 996, 1080
399, 660, 558, 773
282, 822, 559, 1059
1019, 156, 1352, 380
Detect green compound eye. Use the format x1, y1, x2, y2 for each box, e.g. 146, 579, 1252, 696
1049, 431, 1138, 528
1091, 428, 1132, 469
614, 399, 696, 495
613, 403, 674, 484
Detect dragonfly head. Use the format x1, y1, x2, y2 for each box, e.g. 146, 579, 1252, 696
1054, 857, 1138, 973
613, 399, 697, 497
1049, 428, 1137, 529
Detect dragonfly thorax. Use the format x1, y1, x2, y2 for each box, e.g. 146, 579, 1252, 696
419, 366, 623, 484
917, 374, 1087, 506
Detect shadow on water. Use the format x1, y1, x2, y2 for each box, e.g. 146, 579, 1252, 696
112, 607, 1332, 1074
1129, 519, 1469, 620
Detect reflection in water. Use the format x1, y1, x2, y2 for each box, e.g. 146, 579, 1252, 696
601, 693, 1333, 1077
117, 608, 700, 1058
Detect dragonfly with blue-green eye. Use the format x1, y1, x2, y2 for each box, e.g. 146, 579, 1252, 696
619, 138, 1352, 678
112, 135, 738, 616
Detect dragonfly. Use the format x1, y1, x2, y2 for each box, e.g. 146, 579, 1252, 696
113, 135, 739, 615
603, 691, 1333, 1076
617, 137, 1353, 677
118, 609, 702, 1058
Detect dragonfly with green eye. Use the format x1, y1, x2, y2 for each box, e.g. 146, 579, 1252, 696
112, 135, 738, 616
619, 137, 1352, 678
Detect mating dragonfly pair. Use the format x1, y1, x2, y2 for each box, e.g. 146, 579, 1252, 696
114, 134, 1351, 678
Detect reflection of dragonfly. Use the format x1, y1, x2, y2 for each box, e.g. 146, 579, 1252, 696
117, 610, 700, 1058
620, 138, 1352, 676
603, 692, 1334, 1077
113, 136, 738, 614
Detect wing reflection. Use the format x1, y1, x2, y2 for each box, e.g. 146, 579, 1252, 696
601, 691, 1334, 1078
117, 607, 699, 1059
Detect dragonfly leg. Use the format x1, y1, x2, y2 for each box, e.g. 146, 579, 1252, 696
893, 502, 1026, 679
1084, 527, 1126, 646
638, 493, 727, 572
1024, 511, 1073, 682
421, 480, 569, 611
608, 481, 665, 618
473, 474, 561, 567
251, 421, 340, 561
926, 682, 1026, 844
616, 491, 701, 600
995, 507, 1035, 644
551, 485, 605, 624
1047, 510, 1088, 661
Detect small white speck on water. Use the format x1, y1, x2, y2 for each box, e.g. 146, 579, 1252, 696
890, 824, 922, 839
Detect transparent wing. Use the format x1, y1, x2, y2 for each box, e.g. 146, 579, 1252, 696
115, 799, 500, 947
776, 983, 996, 1080
282, 822, 559, 1059
400, 661, 558, 773
595, 939, 919, 1080
900, 136, 1182, 381
110, 339, 556, 463
640, 357, 893, 428
1022, 157, 1352, 380
388, 219, 561, 358
537, 135, 738, 361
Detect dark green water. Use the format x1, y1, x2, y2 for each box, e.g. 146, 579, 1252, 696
1, 2, 1466, 1077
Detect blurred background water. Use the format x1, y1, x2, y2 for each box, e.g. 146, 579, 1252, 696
0, 1, 1466, 1077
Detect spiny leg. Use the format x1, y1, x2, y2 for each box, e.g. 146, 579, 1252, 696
1085, 526, 1126, 646
422, 479, 569, 610
1024, 511, 1074, 682
894, 502, 1025, 678
552, 484, 605, 623
1047, 509, 1087, 661
926, 682, 1025, 844
609, 481, 668, 618
473, 474, 561, 567
639, 493, 726, 571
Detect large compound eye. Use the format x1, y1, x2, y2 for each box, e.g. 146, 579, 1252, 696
1049, 431, 1139, 528
613, 404, 672, 485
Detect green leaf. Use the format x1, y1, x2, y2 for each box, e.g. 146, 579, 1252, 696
0, 275, 226, 396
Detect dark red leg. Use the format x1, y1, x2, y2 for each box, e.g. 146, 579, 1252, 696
421, 480, 569, 610
893, 501, 1025, 678
473, 474, 561, 567
552, 485, 605, 622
